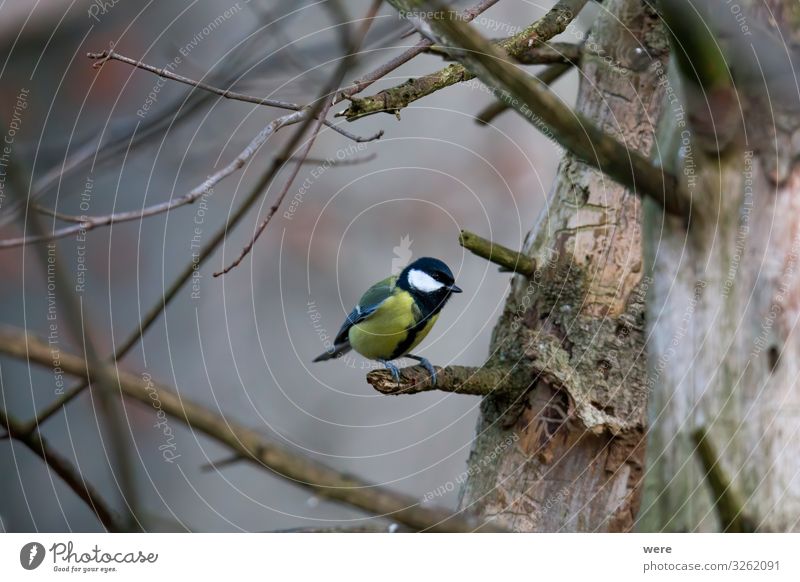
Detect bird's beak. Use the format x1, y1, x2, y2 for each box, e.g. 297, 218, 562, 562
449, 284, 462, 293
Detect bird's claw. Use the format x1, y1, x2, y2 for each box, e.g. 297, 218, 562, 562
379, 360, 402, 385
407, 354, 437, 386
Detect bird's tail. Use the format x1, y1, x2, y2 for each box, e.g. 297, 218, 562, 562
312, 342, 352, 362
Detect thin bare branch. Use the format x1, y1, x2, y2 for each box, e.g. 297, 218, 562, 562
0, 110, 305, 249
338, 0, 502, 99
88, 46, 299, 110
398, 0, 682, 215
341, 0, 588, 119
33, 153, 376, 225
86, 46, 383, 145
213, 105, 333, 277
0, 407, 123, 532
0, 325, 502, 532
214, 0, 383, 277
476, 61, 573, 124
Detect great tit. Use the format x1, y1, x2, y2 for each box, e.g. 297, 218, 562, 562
313, 257, 462, 384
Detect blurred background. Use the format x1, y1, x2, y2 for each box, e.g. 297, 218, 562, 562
0, 0, 584, 531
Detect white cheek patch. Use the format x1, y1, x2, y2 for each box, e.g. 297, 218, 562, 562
408, 269, 445, 293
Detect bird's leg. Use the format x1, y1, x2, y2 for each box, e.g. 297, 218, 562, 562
406, 354, 436, 386
378, 359, 401, 385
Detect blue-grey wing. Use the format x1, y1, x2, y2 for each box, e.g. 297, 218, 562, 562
333, 275, 397, 345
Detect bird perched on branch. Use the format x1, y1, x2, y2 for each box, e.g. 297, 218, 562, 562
313, 257, 462, 384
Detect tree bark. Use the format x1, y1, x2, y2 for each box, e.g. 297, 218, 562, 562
638, 0, 800, 532
457, 0, 670, 531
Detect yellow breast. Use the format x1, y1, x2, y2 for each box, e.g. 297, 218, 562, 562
348, 293, 439, 361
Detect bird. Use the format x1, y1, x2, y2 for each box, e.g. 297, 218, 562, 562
313, 257, 462, 385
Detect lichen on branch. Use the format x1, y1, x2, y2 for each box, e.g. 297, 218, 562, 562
367, 364, 515, 395
343, 63, 471, 119
459, 229, 535, 276
340, 0, 589, 120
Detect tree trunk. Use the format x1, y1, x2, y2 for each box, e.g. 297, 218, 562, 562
458, 0, 670, 532
638, 0, 800, 532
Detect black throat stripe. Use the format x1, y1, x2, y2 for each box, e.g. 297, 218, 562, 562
390, 314, 432, 360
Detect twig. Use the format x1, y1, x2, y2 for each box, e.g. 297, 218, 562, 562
691, 427, 756, 532
88, 46, 299, 109
428, 40, 581, 65
213, 106, 334, 276
512, 41, 581, 65
0, 406, 122, 532
476, 61, 573, 125
213, 0, 382, 277
0, 325, 502, 532
0, 110, 304, 249
404, 0, 683, 215
86, 46, 383, 144
458, 230, 535, 276
337, 0, 502, 99
341, 0, 589, 119
658, 1, 736, 151
278, 153, 377, 166
367, 364, 513, 396
33, 154, 377, 226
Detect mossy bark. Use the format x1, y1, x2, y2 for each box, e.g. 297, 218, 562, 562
457, 0, 669, 532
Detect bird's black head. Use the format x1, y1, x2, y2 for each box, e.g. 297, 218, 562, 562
398, 257, 462, 314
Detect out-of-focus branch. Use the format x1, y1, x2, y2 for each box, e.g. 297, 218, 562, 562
691, 427, 756, 532
337, 0, 502, 99
0, 325, 501, 532
401, 0, 683, 216
476, 61, 574, 125
458, 230, 535, 276
428, 40, 581, 65
4, 165, 140, 530
0, 407, 122, 532
86, 47, 383, 144
367, 364, 513, 395
659, 0, 736, 152
340, 0, 588, 119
